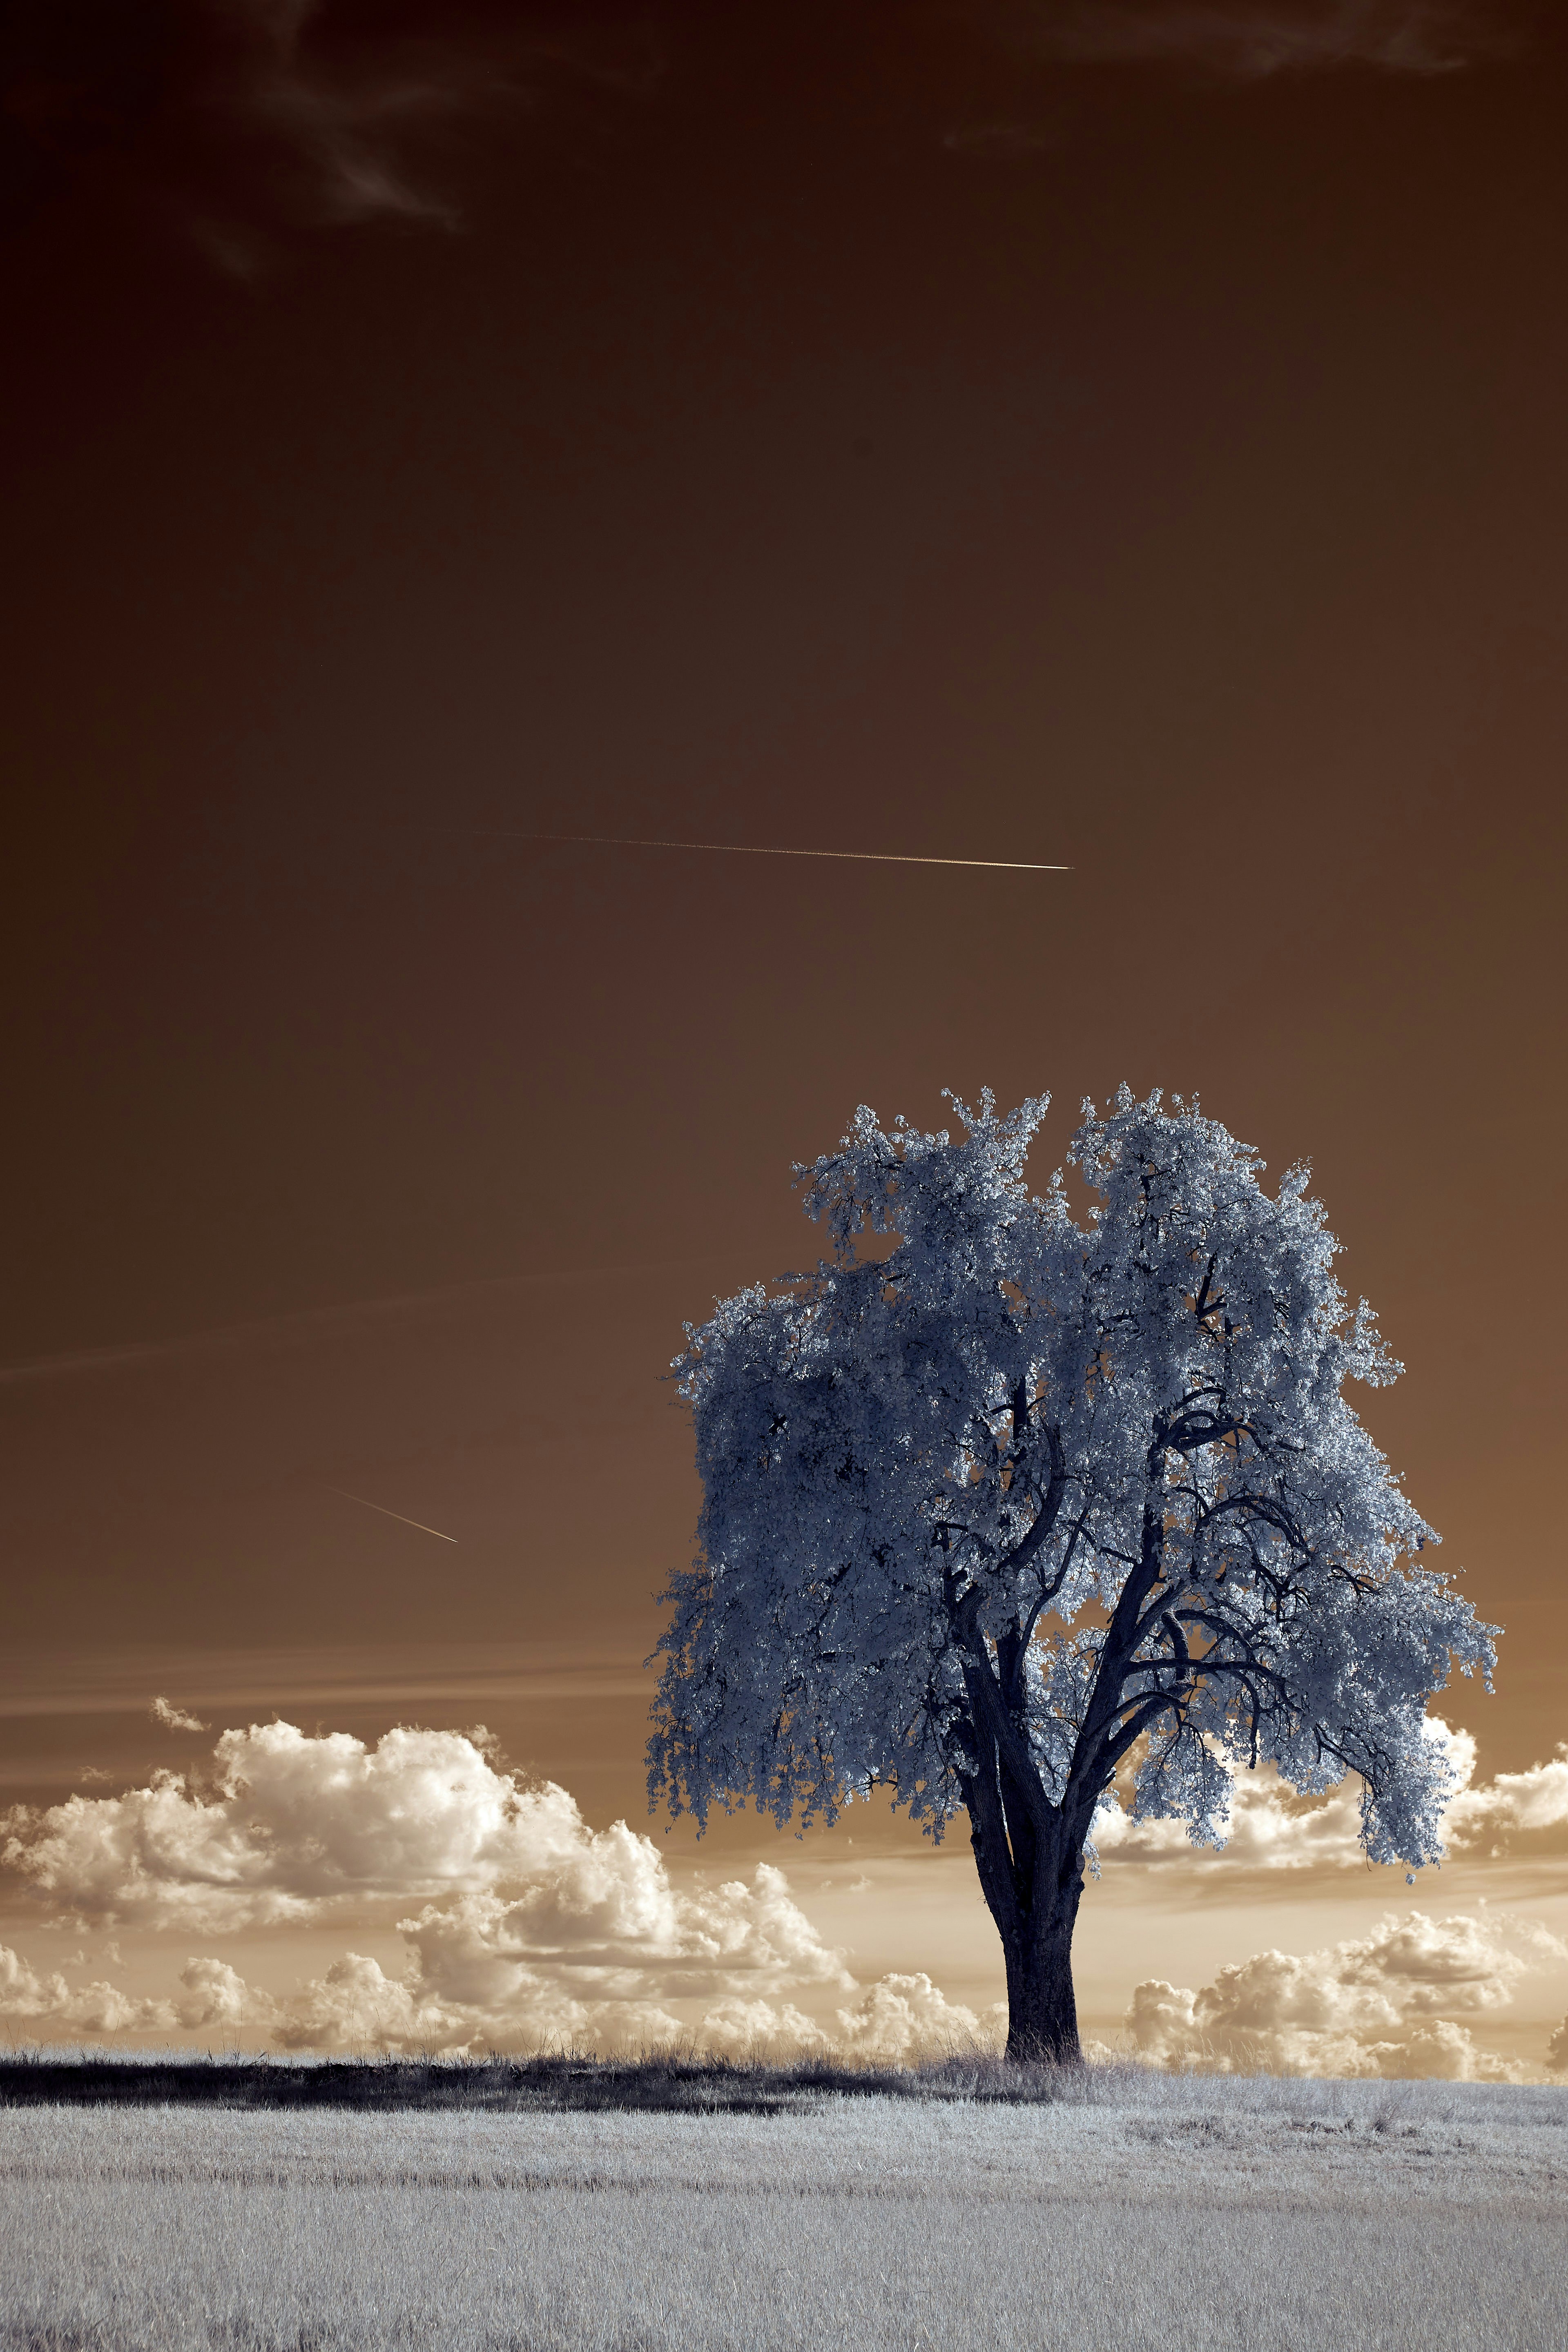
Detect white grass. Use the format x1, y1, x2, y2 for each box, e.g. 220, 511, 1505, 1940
2, 2072, 1566, 2349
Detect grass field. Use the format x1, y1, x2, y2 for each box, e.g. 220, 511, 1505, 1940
2, 2064, 1565, 2350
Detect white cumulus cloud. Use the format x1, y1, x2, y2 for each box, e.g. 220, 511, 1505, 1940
4, 1721, 628, 1930
0, 1946, 175, 2038
834, 1973, 1004, 2063
1126, 1910, 1564, 2078
0, 1718, 1003, 2060
399, 1859, 853, 2007
0, 1942, 999, 2065
1445, 1744, 1568, 1853
162, 1856, 970, 2058
11, 1714, 1565, 2070
69, 1948, 1003, 2062
156, 1954, 1000, 2062
0, 1718, 896, 2056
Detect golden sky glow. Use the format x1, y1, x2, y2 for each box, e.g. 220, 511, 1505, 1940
0, 0, 1564, 2073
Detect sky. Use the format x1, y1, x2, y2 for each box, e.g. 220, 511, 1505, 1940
1, 0, 1565, 2076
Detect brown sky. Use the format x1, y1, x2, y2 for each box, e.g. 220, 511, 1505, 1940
1, 0, 1565, 2057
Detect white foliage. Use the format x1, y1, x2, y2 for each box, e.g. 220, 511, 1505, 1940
650, 1089, 1496, 1881
1093, 1719, 1568, 1872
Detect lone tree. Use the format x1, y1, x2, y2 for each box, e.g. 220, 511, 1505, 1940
648, 1089, 1496, 2062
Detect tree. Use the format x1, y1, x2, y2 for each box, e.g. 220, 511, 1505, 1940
647, 1088, 1497, 2063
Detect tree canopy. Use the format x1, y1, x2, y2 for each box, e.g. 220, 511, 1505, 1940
648, 1088, 1497, 2059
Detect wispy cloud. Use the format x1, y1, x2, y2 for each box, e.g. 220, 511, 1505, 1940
150, 1698, 210, 1734
5, 2, 1523, 262
0, 1257, 708, 1389
0, 1642, 653, 1731
1022, 0, 1522, 76
0, 0, 662, 267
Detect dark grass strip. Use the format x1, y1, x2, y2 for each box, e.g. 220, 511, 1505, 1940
0, 2051, 1086, 2114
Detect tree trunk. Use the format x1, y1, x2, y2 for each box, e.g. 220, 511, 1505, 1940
957, 1682, 1088, 2064
1002, 1906, 1082, 2064
965, 1776, 1086, 2064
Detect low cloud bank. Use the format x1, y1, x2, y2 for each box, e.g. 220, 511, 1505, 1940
1092, 1721, 1568, 1871
0, 1938, 996, 2063
5, 1716, 1566, 2068
0, 1718, 1000, 2057
162, 1950, 996, 2061
0, 1938, 1006, 2069
0, 1946, 172, 2039
1126, 1910, 1565, 2079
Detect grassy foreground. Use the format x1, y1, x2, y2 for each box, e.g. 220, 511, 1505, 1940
1, 2061, 1565, 2350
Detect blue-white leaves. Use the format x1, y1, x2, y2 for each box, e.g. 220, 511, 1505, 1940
649, 1090, 1497, 1872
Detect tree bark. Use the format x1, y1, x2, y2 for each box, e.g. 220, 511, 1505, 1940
1000, 1883, 1083, 2064
962, 1744, 1087, 2065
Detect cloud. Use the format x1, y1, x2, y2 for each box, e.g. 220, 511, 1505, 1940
1, 1723, 858, 1987
250, 1850, 879, 2053
151, 1698, 210, 1733
5, 1721, 598, 1928
0, 1717, 887, 2052
0, 1945, 175, 2038
1092, 1763, 1368, 1867
1445, 1744, 1568, 1853
1126, 1910, 1564, 2077
398, 1861, 853, 2004
0, 0, 660, 264
1021, 0, 1521, 76
9, 1713, 1564, 2067
0, 2, 1524, 273
40, 1948, 1000, 2060
0, 1714, 1011, 2058
1092, 1720, 1568, 1873
834, 1973, 1004, 2063
171, 1955, 252, 2030
0, 1946, 1000, 2061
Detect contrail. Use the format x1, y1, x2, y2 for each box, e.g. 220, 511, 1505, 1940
328, 1487, 458, 1543
428, 829, 1070, 873
0, 1257, 718, 1387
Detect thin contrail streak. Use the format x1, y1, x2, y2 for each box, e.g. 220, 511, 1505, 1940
328, 1487, 458, 1543
437, 829, 1071, 873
